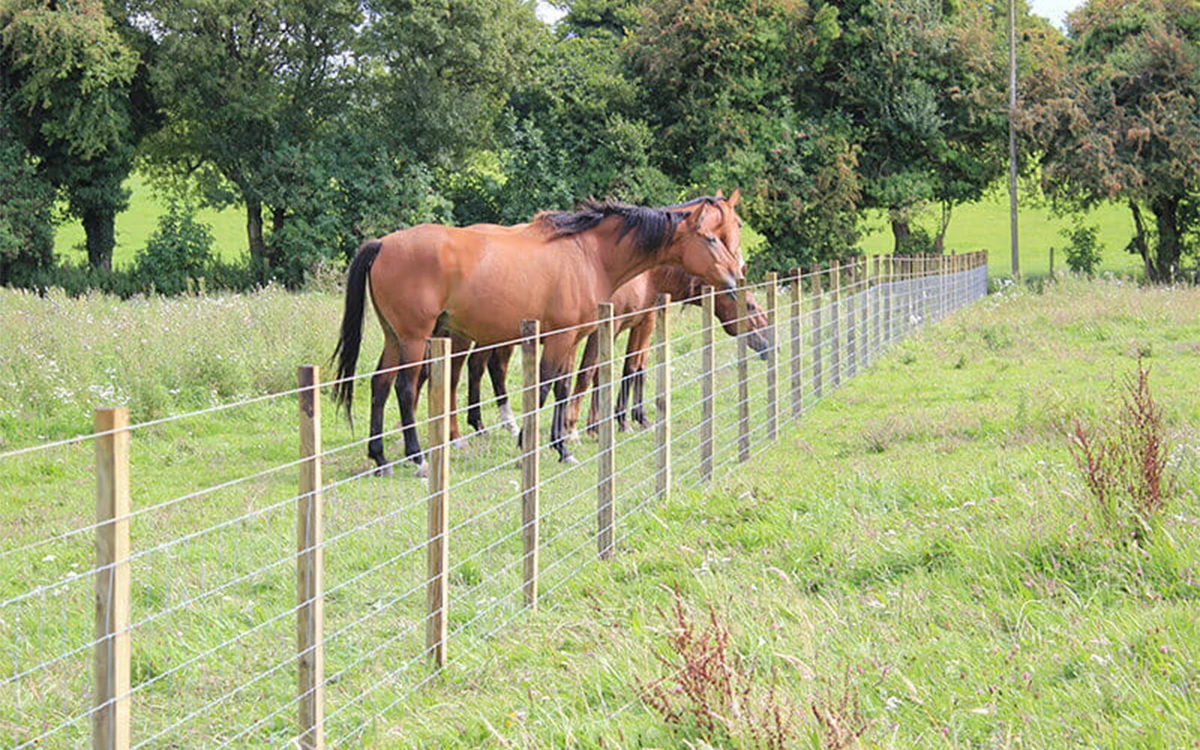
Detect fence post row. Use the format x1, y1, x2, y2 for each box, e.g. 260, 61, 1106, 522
789, 268, 803, 421
830, 260, 841, 389
846, 260, 857, 379
810, 264, 823, 400
596, 302, 616, 560
654, 295, 672, 502
765, 272, 779, 441
737, 287, 751, 463
520, 320, 541, 609
66, 252, 1001, 750
94, 407, 131, 750
861, 257, 870, 368
296, 366, 326, 750
426, 338, 451, 668
871, 256, 881, 363
700, 286, 716, 482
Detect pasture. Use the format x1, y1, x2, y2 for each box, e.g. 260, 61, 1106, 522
52, 174, 1141, 280
2, 272, 1198, 748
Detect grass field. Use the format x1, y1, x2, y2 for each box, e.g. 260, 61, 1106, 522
2, 273, 1198, 747
53, 175, 1141, 279
857, 194, 1140, 279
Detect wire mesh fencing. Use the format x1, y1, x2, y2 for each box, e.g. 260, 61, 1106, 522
0, 252, 988, 749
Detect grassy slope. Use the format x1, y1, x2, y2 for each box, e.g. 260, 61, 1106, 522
54, 175, 1138, 278
3, 279, 1197, 748
388, 279, 1199, 748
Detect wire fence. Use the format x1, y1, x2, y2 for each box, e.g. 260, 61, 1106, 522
0, 252, 988, 749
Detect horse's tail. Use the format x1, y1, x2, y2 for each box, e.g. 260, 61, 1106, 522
331, 239, 383, 425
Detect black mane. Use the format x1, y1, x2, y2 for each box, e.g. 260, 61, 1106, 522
538, 196, 725, 254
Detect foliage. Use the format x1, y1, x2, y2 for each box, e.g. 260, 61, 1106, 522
1055, 223, 1104, 275
641, 590, 804, 749
1, 0, 152, 270
1070, 361, 1174, 547
135, 0, 365, 276
802, 0, 1011, 253
1026, 0, 1200, 280
132, 202, 215, 296
0, 95, 54, 285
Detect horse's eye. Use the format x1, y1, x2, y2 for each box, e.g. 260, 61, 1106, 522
706, 235, 719, 244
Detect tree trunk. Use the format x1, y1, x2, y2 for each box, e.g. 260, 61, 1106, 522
247, 197, 267, 277
1129, 201, 1153, 279
1150, 197, 1181, 283
891, 219, 911, 255
934, 202, 952, 254
83, 207, 116, 271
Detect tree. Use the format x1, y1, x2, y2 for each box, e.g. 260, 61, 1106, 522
0, 94, 54, 285
625, 0, 864, 268
804, 0, 1010, 254
1, 0, 153, 271
1027, 0, 1200, 280
134, 0, 364, 279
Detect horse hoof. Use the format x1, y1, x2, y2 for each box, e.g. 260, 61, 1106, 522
415, 462, 430, 479
452, 436, 469, 451
566, 429, 580, 443
562, 454, 580, 466
374, 463, 395, 478
504, 421, 521, 438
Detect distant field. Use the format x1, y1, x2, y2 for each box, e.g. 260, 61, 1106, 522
53, 173, 247, 268
858, 192, 1140, 278
55, 175, 1143, 277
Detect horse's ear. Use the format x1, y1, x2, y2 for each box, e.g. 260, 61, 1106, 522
688, 202, 708, 229
715, 188, 725, 198
727, 188, 741, 208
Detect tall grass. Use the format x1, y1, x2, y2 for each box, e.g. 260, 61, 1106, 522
0, 285, 352, 447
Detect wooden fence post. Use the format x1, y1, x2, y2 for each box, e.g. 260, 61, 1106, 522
765, 272, 778, 441
861, 257, 871, 366
830, 260, 841, 389
737, 287, 750, 463
520, 321, 540, 609
297, 366, 325, 750
94, 407, 131, 750
426, 338, 451, 668
596, 302, 615, 559
789, 268, 803, 420
810, 265, 823, 400
846, 260, 857, 379
883, 255, 893, 346
701, 287, 715, 482
654, 295, 672, 501
872, 256, 881, 362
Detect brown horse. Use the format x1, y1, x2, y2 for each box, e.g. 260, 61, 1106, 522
460, 266, 771, 442
332, 193, 744, 474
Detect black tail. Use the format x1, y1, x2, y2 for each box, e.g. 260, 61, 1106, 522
331, 240, 383, 425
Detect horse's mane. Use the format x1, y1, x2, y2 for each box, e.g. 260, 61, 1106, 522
535, 196, 727, 254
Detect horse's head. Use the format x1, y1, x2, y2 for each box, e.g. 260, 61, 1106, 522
714, 288, 771, 360
676, 190, 744, 300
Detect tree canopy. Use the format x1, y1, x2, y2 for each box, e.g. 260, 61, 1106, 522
1, 0, 1196, 290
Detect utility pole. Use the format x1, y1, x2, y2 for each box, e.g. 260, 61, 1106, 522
1009, 0, 1020, 279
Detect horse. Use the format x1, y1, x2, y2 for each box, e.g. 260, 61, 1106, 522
332, 192, 745, 475
458, 266, 771, 443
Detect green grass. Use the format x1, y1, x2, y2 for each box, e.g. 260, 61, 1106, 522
53, 173, 248, 268
53, 174, 1142, 279
858, 193, 1139, 279
3, 276, 1198, 747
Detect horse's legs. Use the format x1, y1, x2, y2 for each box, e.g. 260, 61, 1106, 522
466, 349, 488, 433
369, 341, 401, 476
447, 334, 472, 446
541, 336, 579, 464
489, 345, 519, 436
565, 332, 599, 440
625, 319, 654, 429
